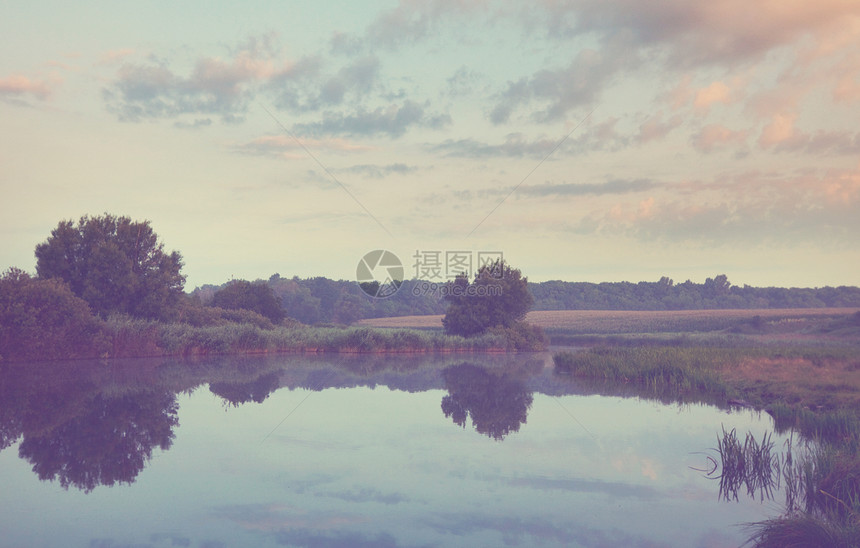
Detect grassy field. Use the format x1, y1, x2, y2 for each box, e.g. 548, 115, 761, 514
358, 308, 859, 333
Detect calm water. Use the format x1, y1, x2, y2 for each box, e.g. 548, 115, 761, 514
0, 353, 788, 548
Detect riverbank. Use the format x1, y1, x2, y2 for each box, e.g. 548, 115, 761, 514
552, 334, 860, 548
0, 315, 555, 362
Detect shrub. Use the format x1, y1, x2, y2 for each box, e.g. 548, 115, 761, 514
489, 321, 548, 351
0, 268, 106, 361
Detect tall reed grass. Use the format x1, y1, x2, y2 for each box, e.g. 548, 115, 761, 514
553, 346, 734, 400
103, 317, 508, 357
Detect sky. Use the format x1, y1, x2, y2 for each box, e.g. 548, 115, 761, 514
1, 0, 859, 290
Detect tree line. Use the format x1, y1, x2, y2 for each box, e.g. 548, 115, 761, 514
529, 275, 860, 311
192, 273, 860, 325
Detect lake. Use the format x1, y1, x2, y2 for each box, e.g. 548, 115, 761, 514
0, 353, 790, 547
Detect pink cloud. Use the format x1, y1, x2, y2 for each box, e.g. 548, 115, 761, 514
693, 81, 731, 110
98, 48, 136, 65
189, 50, 281, 97
541, 0, 860, 66
692, 124, 748, 153
758, 119, 860, 155
758, 113, 797, 148
666, 75, 694, 110
636, 113, 682, 144
582, 167, 860, 243
0, 74, 56, 100
832, 51, 860, 103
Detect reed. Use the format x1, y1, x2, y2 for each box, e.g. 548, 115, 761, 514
102, 317, 509, 357
553, 346, 734, 400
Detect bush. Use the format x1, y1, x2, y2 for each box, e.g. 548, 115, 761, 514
489, 321, 548, 351
0, 268, 106, 361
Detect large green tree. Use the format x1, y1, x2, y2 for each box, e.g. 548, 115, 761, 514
211, 280, 285, 324
442, 260, 533, 337
35, 214, 185, 319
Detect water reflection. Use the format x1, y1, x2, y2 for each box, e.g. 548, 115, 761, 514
19, 391, 178, 492
1, 354, 797, 547
210, 372, 281, 406
0, 361, 180, 492
0, 355, 550, 490
441, 363, 533, 440
0, 352, 785, 499
695, 427, 781, 503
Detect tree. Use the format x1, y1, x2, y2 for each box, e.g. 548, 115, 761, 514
0, 268, 104, 361
34, 214, 185, 320
442, 260, 534, 337
211, 280, 285, 323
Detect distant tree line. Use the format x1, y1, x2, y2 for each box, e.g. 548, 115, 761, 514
192, 275, 450, 325
528, 275, 860, 311
192, 273, 860, 324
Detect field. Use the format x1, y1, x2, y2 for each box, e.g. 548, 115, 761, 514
357, 308, 859, 334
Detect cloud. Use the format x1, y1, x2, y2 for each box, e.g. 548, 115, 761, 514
0, 74, 57, 102
319, 56, 380, 104
232, 135, 373, 158
103, 44, 284, 122
540, 0, 860, 67
445, 65, 481, 97
423, 512, 665, 547
758, 116, 860, 155
173, 118, 213, 130
293, 100, 451, 137
341, 163, 419, 178
577, 168, 860, 244
432, 133, 558, 158
636, 113, 683, 144
211, 503, 363, 533
270, 56, 382, 113
691, 124, 748, 153
98, 48, 136, 66
433, 118, 625, 158
517, 179, 657, 197
693, 81, 732, 110
362, 0, 489, 50
506, 475, 658, 498
274, 529, 424, 548
489, 48, 624, 124
318, 486, 410, 505
758, 113, 797, 148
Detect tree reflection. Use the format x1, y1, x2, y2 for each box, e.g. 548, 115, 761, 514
440, 363, 533, 441
209, 372, 281, 406
17, 390, 178, 492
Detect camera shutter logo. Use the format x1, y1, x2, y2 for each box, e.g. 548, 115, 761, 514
356, 250, 404, 298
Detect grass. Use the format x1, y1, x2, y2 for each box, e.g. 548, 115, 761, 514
554, 342, 860, 411
767, 404, 860, 444
359, 308, 858, 333
553, 346, 740, 403
741, 440, 860, 548
103, 317, 510, 357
